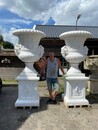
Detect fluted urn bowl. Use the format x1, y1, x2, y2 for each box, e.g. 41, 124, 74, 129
60, 30, 92, 75
13, 29, 45, 63
60, 30, 92, 63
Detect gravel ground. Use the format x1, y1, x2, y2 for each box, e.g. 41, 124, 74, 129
0, 82, 98, 130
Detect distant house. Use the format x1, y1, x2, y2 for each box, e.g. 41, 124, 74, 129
0, 49, 25, 80
0, 49, 25, 68
35, 25, 98, 67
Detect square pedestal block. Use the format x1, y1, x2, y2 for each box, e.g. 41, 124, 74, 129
15, 79, 40, 107
63, 76, 89, 107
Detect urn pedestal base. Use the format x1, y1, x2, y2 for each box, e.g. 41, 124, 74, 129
63, 76, 89, 107
15, 77, 40, 107
13, 29, 45, 108
59, 30, 92, 107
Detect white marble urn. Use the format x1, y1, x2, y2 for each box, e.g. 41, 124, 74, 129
59, 30, 92, 107
13, 29, 45, 107
60, 31, 92, 76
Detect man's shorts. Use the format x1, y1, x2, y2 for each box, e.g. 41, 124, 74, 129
46, 78, 59, 91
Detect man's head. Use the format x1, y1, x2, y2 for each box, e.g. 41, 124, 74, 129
49, 52, 55, 61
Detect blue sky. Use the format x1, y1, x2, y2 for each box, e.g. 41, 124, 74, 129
0, 9, 55, 30
0, 9, 42, 30
0, 0, 98, 44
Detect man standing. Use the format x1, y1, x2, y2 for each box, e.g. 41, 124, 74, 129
46, 52, 65, 104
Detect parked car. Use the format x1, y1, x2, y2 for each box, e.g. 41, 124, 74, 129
0, 78, 2, 93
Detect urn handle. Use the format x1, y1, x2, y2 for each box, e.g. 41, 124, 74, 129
14, 44, 22, 56
61, 46, 68, 58
38, 45, 44, 58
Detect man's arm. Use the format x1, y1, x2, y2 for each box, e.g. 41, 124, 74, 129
57, 58, 65, 75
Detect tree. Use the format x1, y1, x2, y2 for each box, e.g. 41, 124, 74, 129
3, 41, 14, 49
0, 35, 14, 49
0, 35, 3, 46
0, 35, 3, 42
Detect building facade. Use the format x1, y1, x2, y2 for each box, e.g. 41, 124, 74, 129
1, 25, 98, 79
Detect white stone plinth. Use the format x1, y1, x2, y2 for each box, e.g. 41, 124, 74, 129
15, 77, 40, 107
63, 76, 89, 106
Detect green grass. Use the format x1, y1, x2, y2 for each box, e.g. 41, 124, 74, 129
2, 80, 18, 85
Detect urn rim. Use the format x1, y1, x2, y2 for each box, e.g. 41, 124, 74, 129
13, 29, 46, 38
59, 30, 92, 39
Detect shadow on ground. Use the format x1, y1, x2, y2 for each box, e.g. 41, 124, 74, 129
86, 93, 98, 104
0, 86, 50, 130
0, 85, 98, 130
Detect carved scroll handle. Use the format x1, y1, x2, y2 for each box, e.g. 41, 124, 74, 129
37, 45, 44, 58
14, 44, 22, 56
61, 46, 68, 59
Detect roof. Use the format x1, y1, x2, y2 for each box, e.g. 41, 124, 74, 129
35, 25, 98, 39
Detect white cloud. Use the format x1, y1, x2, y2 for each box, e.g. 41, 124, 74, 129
0, 0, 98, 44
0, 27, 19, 45
0, 0, 56, 21
0, 18, 32, 25
49, 0, 98, 26
0, 0, 98, 25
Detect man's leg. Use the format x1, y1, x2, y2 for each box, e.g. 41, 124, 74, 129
52, 90, 58, 100
52, 81, 59, 103
49, 90, 54, 100
46, 78, 59, 104
50, 79, 59, 100
46, 78, 54, 103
